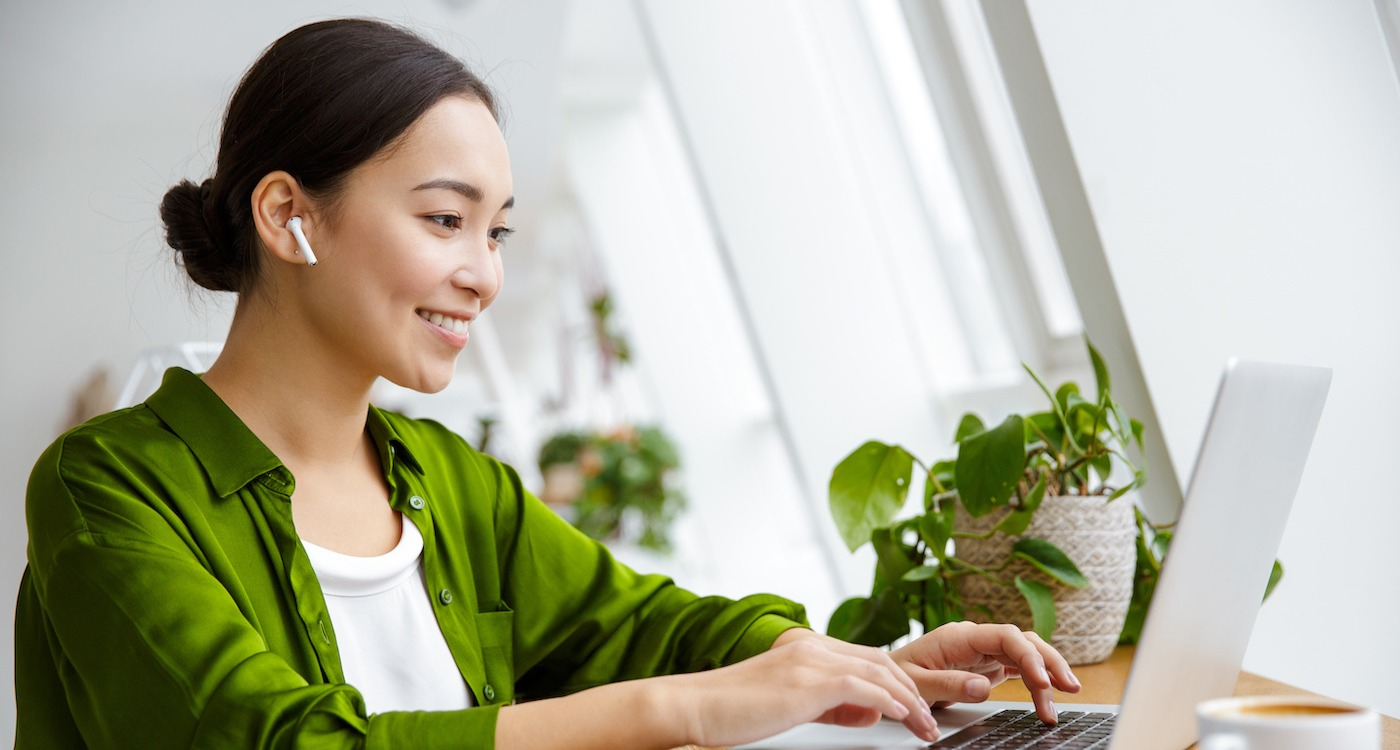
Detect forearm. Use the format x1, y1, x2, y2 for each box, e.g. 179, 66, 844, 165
495, 676, 691, 750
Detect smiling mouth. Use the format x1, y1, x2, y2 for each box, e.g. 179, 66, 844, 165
417, 309, 471, 335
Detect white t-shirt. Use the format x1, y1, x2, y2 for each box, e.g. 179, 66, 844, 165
302, 515, 474, 714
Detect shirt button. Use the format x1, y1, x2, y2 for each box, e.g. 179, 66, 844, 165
409, 495, 426, 510
438, 588, 453, 605
483, 683, 496, 702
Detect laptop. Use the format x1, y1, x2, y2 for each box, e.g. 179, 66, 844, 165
738, 359, 1332, 750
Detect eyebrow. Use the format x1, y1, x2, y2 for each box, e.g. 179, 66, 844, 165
413, 178, 514, 210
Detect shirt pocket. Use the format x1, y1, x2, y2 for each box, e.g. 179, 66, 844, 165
474, 604, 515, 705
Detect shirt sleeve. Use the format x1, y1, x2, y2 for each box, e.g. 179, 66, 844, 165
483, 455, 811, 700
19, 430, 496, 750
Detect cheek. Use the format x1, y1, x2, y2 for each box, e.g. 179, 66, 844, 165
383, 246, 446, 298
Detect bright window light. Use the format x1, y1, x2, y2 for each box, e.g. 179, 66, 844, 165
859, 0, 1021, 378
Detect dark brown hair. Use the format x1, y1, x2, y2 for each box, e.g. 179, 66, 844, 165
160, 18, 497, 293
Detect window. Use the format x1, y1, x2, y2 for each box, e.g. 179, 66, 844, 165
551, 0, 1092, 626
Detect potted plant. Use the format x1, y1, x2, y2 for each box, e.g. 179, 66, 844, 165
538, 424, 687, 553
825, 338, 1148, 664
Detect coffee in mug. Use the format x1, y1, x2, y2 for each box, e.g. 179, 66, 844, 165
1196, 695, 1379, 750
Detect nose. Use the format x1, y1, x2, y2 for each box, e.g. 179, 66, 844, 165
451, 233, 503, 304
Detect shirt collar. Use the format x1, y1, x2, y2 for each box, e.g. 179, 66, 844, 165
144, 368, 426, 499
366, 403, 425, 476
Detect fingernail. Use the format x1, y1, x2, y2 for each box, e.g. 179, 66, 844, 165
1070, 671, 1082, 689
921, 711, 939, 739
964, 679, 990, 701
893, 701, 910, 719
919, 698, 936, 731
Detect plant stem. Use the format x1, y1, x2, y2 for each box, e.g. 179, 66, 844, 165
945, 558, 1015, 586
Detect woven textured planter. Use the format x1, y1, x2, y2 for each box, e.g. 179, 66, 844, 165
955, 494, 1136, 665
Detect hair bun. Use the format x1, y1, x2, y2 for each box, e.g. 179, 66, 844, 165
160, 178, 239, 293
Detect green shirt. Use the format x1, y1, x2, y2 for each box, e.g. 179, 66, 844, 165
16, 368, 807, 748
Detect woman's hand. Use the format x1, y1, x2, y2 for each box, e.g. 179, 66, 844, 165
669, 629, 942, 747
499, 624, 1076, 749
890, 621, 1081, 724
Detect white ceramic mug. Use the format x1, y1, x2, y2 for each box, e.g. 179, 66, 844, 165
1196, 695, 1380, 750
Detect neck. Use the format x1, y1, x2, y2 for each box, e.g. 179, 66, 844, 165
202, 298, 377, 469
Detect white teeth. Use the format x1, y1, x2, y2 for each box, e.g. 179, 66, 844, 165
418, 310, 470, 336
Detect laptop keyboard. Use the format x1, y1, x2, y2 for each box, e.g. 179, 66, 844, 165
928, 709, 1116, 749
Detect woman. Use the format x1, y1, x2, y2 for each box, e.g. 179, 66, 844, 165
15, 18, 1079, 749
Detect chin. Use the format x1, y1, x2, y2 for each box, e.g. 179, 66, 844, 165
385, 365, 457, 395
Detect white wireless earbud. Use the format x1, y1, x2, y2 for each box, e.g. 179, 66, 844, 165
285, 216, 318, 266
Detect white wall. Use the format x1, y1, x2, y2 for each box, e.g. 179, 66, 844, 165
1026, 0, 1400, 717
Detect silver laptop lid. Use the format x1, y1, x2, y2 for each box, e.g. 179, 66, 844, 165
1108, 359, 1331, 749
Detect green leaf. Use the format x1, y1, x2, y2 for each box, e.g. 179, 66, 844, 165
954, 413, 985, 444
1023, 476, 1047, 514
1150, 527, 1173, 561
902, 565, 939, 582
1121, 505, 1171, 644
1065, 393, 1095, 426
928, 460, 956, 494
825, 590, 910, 647
1107, 400, 1134, 449
1012, 538, 1088, 588
955, 415, 1026, 517
872, 527, 917, 586
1025, 365, 1083, 453
1087, 337, 1111, 402
825, 596, 868, 642
1120, 540, 1155, 644
919, 501, 956, 558
1025, 412, 1066, 456
829, 441, 913, 552
1054, 382, 1080, 413
995, 508, 1032, 538
1130, 419, 1145, 452
1015, 576, 1057, 641
1091, 455, 1113, 485
996, 475, 1047, 536
1264, 560, 1284, 602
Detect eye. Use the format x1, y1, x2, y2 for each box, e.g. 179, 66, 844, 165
489, 226, 516, 247
427, 214, 462, 231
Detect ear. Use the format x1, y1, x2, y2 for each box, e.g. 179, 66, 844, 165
250, 171, 316, 267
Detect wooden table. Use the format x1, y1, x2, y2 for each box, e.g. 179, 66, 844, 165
988, 645, 1400, 748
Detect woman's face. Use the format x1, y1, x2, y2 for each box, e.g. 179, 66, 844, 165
299, 95, 513, 393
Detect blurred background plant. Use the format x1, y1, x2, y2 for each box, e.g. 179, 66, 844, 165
534, 288, 687, 553
537, 424, 686, 552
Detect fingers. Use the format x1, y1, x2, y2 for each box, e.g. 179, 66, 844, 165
966, 625, 1056, 723
816, 636, 923, 703
908, 623, 1081, 726
822, 673, 911, 724
830, 649, 939, 741
1023, 630, 1080, 694
781, 638, 940, 742
905, 664, 994, 704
